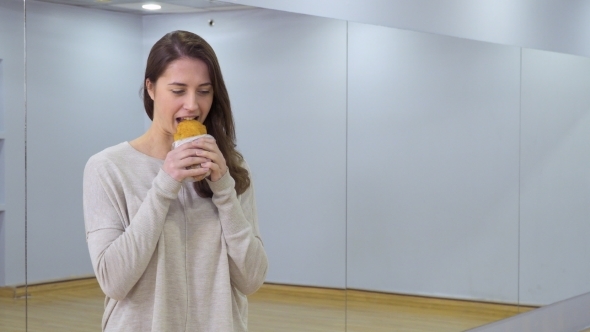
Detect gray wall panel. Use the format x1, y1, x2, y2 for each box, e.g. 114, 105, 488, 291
347, 22, 521, 303
520, 48, 590, 305
0, 0, 25, 287
26, 1, 144, 283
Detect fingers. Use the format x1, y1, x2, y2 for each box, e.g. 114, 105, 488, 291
191, 138, 220, 155
166, 160, 211, 181
163, 142, 212, 182
191, 138, 227, 182
193, 148, 215, 162
165, 137, 227, 183
173, 143, 206, 159
190, 168, 211, 182
185, 166, 212, 182
179, 156, 210, 169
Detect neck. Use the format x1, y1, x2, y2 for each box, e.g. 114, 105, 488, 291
130, 125, 174, 160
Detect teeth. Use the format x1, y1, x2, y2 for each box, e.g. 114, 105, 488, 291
177, 117, 196, 122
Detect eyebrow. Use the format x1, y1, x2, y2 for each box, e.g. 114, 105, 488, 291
168, 82, 212, 87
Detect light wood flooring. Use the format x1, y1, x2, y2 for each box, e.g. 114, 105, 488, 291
0, 278, 534, 331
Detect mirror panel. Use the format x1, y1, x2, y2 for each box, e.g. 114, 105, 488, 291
346, 22, 522, 330
343, 22, 590, 330
24, 1, 144, 329
344, 18, 590, 332
519, 48, 590, 305
346, 22, 521, 300
0, 0, 26, 331
25, 0, 144, 284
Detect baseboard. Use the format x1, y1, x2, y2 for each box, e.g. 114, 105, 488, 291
346, 288, 537, 314
0, 276, 98, 298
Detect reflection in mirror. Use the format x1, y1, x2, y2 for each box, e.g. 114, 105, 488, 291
23, 0, 347, 331
345, 22, 524, 331
0, 0, 26, 331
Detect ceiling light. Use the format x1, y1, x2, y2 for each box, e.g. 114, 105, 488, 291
142, 4, 161, 10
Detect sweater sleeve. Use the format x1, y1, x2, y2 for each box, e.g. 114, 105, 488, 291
206, 165, 268, 295
83, 156, 181, 300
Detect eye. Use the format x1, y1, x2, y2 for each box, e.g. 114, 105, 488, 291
198, 90, 211, 95
172, 89, 184, 95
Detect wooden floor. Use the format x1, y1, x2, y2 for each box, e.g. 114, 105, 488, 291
0, 278, 534, 332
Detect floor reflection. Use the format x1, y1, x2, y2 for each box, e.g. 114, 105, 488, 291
346, 290, 533, 331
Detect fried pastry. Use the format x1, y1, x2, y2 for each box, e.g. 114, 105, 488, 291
173, 119, 211, 182
174, 119, 207, 141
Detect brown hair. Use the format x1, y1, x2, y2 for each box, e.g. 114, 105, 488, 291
143, 30, 250, 197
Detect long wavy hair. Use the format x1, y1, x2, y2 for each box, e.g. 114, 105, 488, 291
143, 30, 250, 197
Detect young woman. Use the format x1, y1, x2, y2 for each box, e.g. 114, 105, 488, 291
83, 30, 268, 332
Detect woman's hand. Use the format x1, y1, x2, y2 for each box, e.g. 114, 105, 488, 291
162, 142, 211, 182
191, 137, 228, 182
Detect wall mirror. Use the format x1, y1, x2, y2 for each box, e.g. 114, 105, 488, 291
0, 0, 26, 330
0, 0, 588, 331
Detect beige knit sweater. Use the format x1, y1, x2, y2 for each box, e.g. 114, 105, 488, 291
83, 142, 268, 332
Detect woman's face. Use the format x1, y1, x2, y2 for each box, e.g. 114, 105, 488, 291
147, 57, 214, 137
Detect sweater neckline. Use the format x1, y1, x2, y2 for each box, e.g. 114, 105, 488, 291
123, 141, 165, 164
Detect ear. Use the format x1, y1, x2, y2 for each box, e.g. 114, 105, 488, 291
146, 79, 155, 100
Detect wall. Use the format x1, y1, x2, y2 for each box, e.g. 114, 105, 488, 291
0, 0, 25, 287
25, 0, 144, 284
346, 22, 521, 303
519, 49, 590, 305
223, 0, 590, 59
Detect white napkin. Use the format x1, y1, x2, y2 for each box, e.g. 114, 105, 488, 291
172, 134, 213, 182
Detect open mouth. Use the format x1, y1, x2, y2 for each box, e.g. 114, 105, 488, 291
176, 116, 197, 124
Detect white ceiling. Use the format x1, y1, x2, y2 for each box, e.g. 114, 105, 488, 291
31, 0, 252, 14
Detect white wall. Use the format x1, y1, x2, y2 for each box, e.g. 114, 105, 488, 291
347, 22, 521, 303
0, 0, 25, 287
223, 0, 590, 59
25, 0, 144, 284
520, 49, 590, 305
143, 9, 348, 288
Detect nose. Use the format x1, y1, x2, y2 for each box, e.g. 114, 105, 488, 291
184, 91, 199, 112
